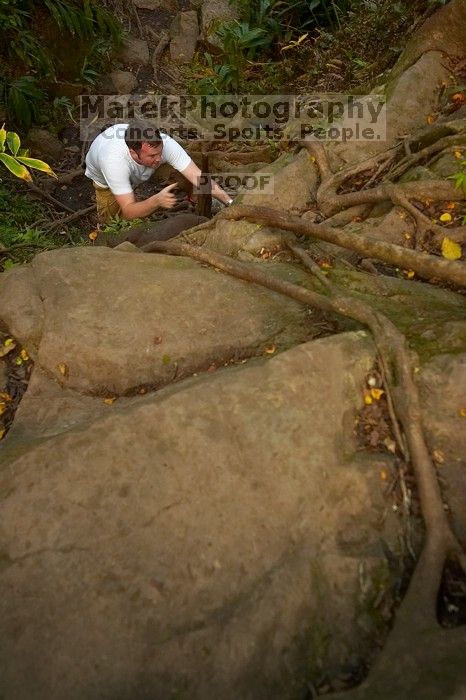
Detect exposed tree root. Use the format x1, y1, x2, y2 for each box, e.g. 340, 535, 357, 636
221, 205, 466, 286
142, 238, 466, 698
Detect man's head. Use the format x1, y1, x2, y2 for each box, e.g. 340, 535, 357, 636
125, 120, 163, 167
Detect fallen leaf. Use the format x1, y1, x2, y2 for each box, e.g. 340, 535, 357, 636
383, 437, 396, 454
405, 270, 415, 279
0, 402, 7, 416
0, 342, 16, 357
364, 392, 373, 405
57, 362, 69, 377
207, 363, 217, 372
4, 338, 14, 347
0, 392, 11, 401
439, 212, 452, 223
153, 336, 163, 345
14, 357, 22, 366
459, 407, 466, 418
380, 469, 388, 481
446, 202, 456, 210
441, 237, 462, 261
427, 115, 435, 124
403, 232, 412, 240
454, 150, 463, 159
371, 388, 385, 400
264, 345, 276, 354
88, 230, 98, 241
20, 349, 29, 361
162, 354, 171, 365
103, 397, 116, 405
0, 427, 5, 440
433, 449, 444, 464
452, 92, 465, 104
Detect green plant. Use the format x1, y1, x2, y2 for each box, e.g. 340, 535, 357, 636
100, 215, 143, 236
0, 0, 124, 128
0, 125, 56, 181
448, 159, 466, 224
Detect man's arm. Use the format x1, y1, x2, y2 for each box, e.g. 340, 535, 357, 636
115, 183, 178, 220
180, 161, 233, 205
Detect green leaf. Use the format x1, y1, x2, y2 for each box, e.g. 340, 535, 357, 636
6, 130, 21, 156
0, 152, 32, 181
16, 156, 57, 178
0, 125, 6, 153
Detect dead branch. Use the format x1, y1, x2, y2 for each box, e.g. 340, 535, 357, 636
221, 205, 466, 287
26, 182, 75, 213
45, 204, 96, 231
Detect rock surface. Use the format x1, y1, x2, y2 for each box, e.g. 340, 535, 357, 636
170, 11, 199, 64
201, 0, 239, 48
0, 331, 402, 700
108, 70, 138, 94
119, 37, 150, 66
24, 128, 64, 163
0, 247, 314, 395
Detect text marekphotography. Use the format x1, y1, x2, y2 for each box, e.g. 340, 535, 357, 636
79, 94, 387, 143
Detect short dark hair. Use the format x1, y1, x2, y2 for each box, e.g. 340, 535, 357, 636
125, 120, 162, 152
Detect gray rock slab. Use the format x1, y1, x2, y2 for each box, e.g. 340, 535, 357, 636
201, 0, 239, 48
334, 52, 451, 165
24, 128, 64, 163
0, 331, 402, 699
170, 11, 199, 64
109, 70, 138, 94
0, 247, 312, 395
119, 36, 150, 66
419, 353, 466, 544
391, 0, 466, 79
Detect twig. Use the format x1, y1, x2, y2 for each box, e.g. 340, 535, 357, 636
45, 205, 96, 231
26, 182, 75, 214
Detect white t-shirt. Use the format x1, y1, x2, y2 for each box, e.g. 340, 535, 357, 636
84, 124, 191, 195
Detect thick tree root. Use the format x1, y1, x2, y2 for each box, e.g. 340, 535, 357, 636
221, 205, 466, 286
142, 237, 466, 697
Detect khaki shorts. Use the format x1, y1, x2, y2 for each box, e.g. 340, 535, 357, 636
93, 183, 121, 223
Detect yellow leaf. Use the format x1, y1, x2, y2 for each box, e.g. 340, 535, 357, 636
427, 115, 435, 124
0, 427, 5, 440
20, 349, 29, 361
403, 232, 412, 240
406, 270, 415, 279
88, 231, 98, 241
371, 388, 385, 400
454, 150, 463, 159
441, 237, 462, 261
103, 397, 116, 405
264, 345, 276, 354
57, 362, 69, 377
0, 402, 7, 416
459, 408, 466, 418
0, 392, 11, 401
433, 449, 444, 464
4, 338, 14, 346
14, 357, 22, 366
439, 212, 452, 223
380, 469, 388, 481
364, 392, 373, 405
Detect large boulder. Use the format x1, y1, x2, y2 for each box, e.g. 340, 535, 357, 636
0, 247, 314, 395
0, 331, 403, 699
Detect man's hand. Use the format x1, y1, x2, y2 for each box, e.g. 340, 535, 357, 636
154, 182, 178, 209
